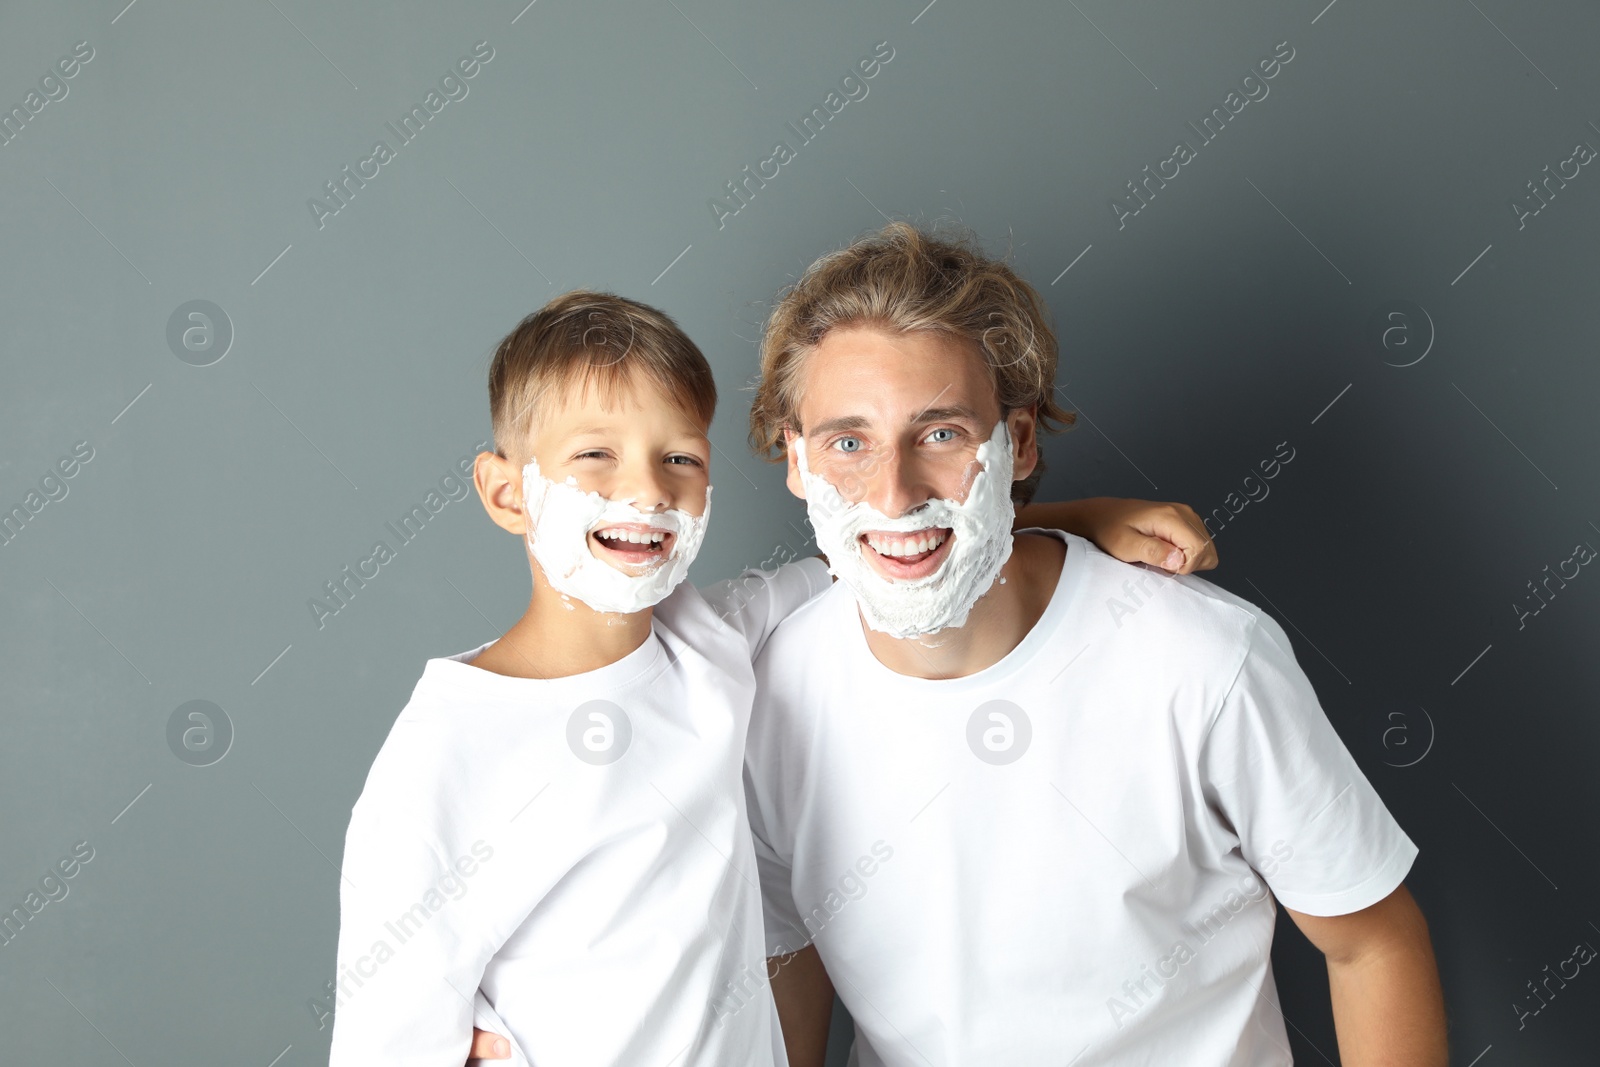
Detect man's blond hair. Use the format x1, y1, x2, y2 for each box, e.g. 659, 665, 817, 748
749, 222, 1074, 503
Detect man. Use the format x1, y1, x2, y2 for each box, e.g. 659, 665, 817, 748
740, 223, 1447, 1065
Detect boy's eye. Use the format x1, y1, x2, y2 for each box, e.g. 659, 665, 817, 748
925, 428, 958, 444
575, 450, 610, 460
832, 436, 863, 454
666, 454, 704, 467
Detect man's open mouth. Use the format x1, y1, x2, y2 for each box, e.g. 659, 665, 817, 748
590, 523, 675, 568
858, 527, 954, 580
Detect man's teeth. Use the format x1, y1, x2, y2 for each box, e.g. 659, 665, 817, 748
595, 529, 667, 545
864, 531, 948, 558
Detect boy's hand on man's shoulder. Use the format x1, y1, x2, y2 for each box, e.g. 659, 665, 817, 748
1015, 497, 1219, 574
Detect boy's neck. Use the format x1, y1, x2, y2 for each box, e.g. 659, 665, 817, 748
469, 581, 656, 680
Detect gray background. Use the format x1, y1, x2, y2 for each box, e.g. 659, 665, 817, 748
2, 0, 1596, 1064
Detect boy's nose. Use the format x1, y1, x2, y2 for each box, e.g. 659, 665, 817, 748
614, 461, 673, 512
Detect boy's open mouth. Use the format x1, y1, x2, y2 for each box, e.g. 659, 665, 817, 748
590, 523, 675, 568
858, 527, 954, 581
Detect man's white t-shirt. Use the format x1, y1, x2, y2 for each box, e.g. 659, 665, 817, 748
329, 559, 830, 1067
744, 530, 1418, 1067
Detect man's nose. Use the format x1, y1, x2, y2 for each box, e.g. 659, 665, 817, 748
863, 446, 937, 520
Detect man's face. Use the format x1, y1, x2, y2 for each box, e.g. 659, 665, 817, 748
784, 326, 1038, 584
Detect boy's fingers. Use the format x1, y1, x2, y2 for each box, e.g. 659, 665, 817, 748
1142, 536, 1186, 573
1134, 515, 1216, 575
468, 1027, 512, 1060
1153, 504, 1217, 574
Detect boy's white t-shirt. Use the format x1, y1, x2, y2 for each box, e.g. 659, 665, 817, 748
329, 559, 830, 1067
744, 530, 1418, 1067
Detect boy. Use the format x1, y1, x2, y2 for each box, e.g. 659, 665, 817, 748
330, 290, 1217, 1065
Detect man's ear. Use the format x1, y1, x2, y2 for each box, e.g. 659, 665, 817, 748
475, 450, 529, 535
783, 428, 808, 501
1007, 405, 1039, 483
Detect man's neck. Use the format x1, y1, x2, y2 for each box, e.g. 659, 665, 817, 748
859, 532, 1067, 680
469, 580, 656, 680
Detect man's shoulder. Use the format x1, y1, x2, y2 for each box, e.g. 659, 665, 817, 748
753, 577, 853, 671
1064, 534, 1270, 668
747, 580, 855, 737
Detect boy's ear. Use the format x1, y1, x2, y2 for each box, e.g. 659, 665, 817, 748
782, 427, 807, 501
475, 451, 528, 535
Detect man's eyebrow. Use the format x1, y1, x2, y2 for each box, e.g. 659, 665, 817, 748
806, 415, 871, 438
912, 404, 983, 425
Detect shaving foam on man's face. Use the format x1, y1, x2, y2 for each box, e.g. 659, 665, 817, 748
520, 458, 710, 614
794, 421, 1016, 638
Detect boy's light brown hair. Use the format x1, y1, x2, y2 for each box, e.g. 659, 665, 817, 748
749, 222, 1075, 504
488, 290, 717, 459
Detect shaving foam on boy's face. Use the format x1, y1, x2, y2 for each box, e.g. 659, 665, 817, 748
519, 460, 710, 615
794, 421, 1016, 639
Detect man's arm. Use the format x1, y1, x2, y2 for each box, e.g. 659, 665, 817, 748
1015, 497, 1218, 574
770, 945, 835, 1067
1285, 883, 1448, 1067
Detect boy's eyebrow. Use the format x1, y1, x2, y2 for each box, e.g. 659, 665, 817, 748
558, 426, 711, 449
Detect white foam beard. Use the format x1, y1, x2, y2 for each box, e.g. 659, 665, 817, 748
521, 459, 710, 615
794, 421, 1016, 639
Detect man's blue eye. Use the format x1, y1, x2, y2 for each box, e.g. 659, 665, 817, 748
836, 437, 862, 453
927, 428, 956, 443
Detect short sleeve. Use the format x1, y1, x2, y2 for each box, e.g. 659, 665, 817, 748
1198, 612, 1418, 917
699, 558, 832, 661
742, 764, 812, 957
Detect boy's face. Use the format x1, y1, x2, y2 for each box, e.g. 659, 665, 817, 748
516, 373, 711, 575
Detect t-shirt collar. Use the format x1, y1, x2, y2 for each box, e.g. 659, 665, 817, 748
836, 528, 1092, 692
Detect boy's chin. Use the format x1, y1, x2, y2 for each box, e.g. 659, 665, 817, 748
596, 558, 670, 577
587, 537, 674, 575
